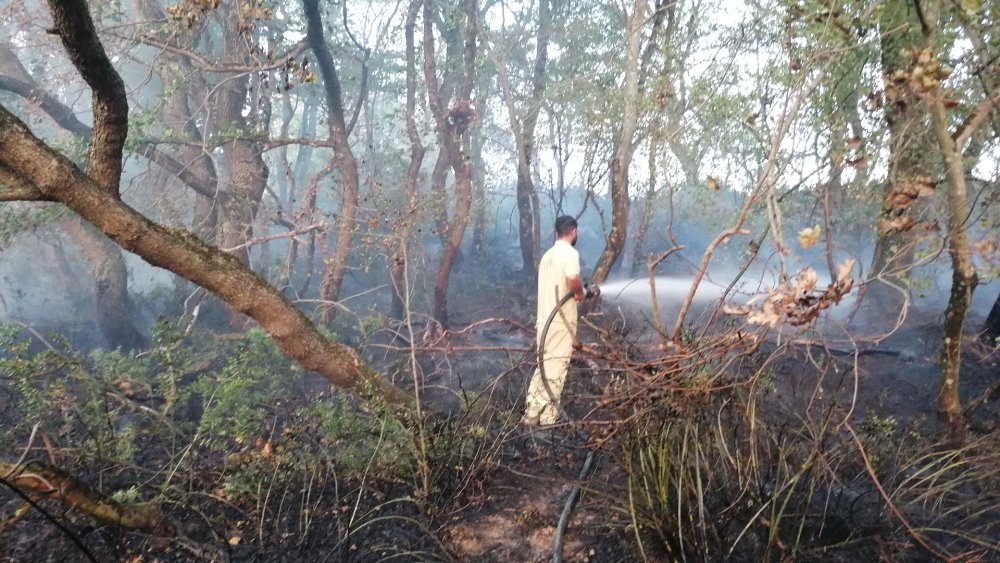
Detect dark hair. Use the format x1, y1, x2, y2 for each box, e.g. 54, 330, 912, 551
554, 215, 578, 237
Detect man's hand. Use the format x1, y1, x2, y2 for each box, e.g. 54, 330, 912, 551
587, 284, 601, 299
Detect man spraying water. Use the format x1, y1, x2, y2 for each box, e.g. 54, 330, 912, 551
522, 216, 599, 427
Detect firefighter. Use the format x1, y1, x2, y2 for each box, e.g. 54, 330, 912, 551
522, 215, 587, 427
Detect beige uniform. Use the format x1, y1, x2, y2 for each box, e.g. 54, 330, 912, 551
523, 239, 581, 425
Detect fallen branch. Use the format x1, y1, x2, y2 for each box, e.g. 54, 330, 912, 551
0, 460, 170, 533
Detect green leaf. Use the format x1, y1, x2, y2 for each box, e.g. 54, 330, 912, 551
959, 0, 981, 15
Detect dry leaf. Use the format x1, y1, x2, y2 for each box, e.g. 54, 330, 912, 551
879, 216, 917, 234
973, 239, 997, 257
798, 225, 821, 249
707, 175, 720, 192
836, 259, 856, 284
228, 536, 242, 546
747, 301, 780, 327
797, 268, 818, 292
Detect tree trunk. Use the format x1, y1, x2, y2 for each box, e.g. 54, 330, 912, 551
303, 0, 364, 326
591, 0, 649, 284
492, 0, 550, 277
390, 0, 427, 320
858, 0, 935, 317
63, 218, 145, 349
924, 0, 978, 430
42, 0, 144, 348
423, 0, 477, 328
631, 149, 657, 277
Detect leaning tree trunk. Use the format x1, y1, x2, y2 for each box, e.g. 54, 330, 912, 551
0, 106, 413, 412
0, 0, 414, 412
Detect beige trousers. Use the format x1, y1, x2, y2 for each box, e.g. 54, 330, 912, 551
523, 321, 576, 425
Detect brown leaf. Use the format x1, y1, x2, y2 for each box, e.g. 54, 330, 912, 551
836, 259, 856, 284
797, 268, 818, 293
879, 216, 917, 235
747, 301, 780, 327
798, 225, 821, 249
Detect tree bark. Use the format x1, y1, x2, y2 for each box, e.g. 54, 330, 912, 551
423, 0, 477, 328
858, 0, 935, 317
42, 1, 143, 348
303, 0, 364, 326
497, 0, 551, 276
1, 110, 412, 414
591, 0, 648, 284
0, 460, 171, 533
924, 0, 978, 429
631, 148, 658, 276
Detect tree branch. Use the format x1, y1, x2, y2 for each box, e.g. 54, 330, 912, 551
0, 75, 91, 137
0, 459, 170, 533
47, 0, 128, 196
0, 104, 414, 412
0, 164, 52, 201
952, 94, 1000, 151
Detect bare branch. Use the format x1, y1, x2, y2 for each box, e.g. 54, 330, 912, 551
953, 94, 1000, 151
0, 75, 91, 137
222, 222, 326, 253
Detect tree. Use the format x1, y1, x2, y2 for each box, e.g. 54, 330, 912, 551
389, 0, 428, 319
487, 0, 552, 276
0, 0, 412, 411
591, 0, 673, 283
854, 0, 938, 320
0, 40, 143, 349
303, 0, 364, 325
921, 0, 996, 427
423, 0, 478, 327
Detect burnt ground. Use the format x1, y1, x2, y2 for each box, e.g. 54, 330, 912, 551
2, 267, 998, 562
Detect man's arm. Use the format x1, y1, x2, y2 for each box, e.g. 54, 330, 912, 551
567, 274, 586, 302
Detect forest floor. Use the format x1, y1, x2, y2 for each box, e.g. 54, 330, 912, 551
2, 268, 998, 562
